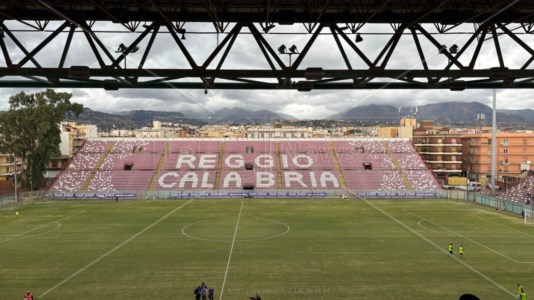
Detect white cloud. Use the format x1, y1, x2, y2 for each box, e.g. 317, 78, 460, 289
282, 103, 336, 119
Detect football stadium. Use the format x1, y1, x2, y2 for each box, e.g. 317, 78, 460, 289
3, 1, 534, 299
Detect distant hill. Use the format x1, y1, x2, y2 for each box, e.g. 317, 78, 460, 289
498, 108, 534, 121
276, 112, 300, 121
118, 110, 202, 126
329, 104, 402, 123
403, 102, 525, 124
66, 108, 205, 131
65, 107, 293, 130
331, 102, 531, 125
49, 102, 534, 129
209, 107, 291, 124
67, 108, 135, 131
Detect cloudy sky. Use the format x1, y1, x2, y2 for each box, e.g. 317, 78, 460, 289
0, 20, 533, 119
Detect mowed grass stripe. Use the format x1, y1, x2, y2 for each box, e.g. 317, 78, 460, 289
0, 210, 85, 244
406, 210, 534, 264
39, 199, 193, 298
366, 200, 516, 299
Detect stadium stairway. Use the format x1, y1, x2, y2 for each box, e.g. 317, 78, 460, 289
275, 143, 283, 189
384, 142, 412, 189
329, 142, 347, 189
213, 142, 225, 190
81, 141, 115, 191
147, 142, 169, 190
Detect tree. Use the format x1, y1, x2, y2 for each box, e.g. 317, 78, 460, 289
0, 89, 83, 189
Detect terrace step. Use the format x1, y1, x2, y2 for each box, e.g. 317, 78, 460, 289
213, 142, 225, 190
275, 143, 283, 190
384, 142, 412, 189
81, 141, 115, 191
147, 142, 169, 191
329, 142, 347, 189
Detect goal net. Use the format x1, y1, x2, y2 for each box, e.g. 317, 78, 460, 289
524, 209, 534, 224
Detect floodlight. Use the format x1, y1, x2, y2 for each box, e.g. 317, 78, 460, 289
264, 24, 276, 33
177, 28, 186, 40
116, 43, 127, 53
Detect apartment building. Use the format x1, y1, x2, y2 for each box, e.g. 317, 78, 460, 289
60, 122, 98, 155
0, 155, 21, 195
376, 117, 416, 139
244, 124, 312, 138
462, 133, 534, 182
412, 121, 463, 181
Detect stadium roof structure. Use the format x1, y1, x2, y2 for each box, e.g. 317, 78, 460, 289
1, 0, 534, 90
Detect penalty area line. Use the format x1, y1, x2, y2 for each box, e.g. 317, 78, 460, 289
39, 200, 193, 298
363, 199, 516, 298
0, 210, 85, 245
407, 210, 534, 264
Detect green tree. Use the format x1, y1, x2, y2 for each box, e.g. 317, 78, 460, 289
0, 89, 83, 189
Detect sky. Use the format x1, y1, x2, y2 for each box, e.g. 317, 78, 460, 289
0, 20, 533, 119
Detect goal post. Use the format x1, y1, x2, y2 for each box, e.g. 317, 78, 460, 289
524, 209, 534, 224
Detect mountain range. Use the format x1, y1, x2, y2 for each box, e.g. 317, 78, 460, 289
67, 107, 293, 129
331, 102, 534, 125
186, 107, 289, 124
66, 101, 534, 130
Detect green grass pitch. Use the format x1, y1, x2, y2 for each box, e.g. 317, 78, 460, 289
0, 199, 532, 299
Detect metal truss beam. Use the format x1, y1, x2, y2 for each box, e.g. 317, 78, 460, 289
5, 1, 534, 24
1, 81, 533, 90
0, 21, 533, 91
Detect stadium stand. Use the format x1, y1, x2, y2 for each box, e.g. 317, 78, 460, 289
496, 173, 534, 203
49, 138, 441, 195
49, 170, 91, 192
66, 153, 104, 171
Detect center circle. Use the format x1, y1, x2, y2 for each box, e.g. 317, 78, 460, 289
181, 218, 290, 242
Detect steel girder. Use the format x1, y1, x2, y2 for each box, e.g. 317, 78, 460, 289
0, 0, 534, 91
4, 1, 534, 24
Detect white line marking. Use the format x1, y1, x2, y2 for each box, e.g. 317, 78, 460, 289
364, 200, 516, 298
0, 210, 85, 245
16, 222, 61, 240
0, 224, 52, 244
181, 218, 290, 242
39, 200, 193, 298
406, 210, 534, 264
417, 219, 459, 237
219, 201, 244, 300
480, 218, 534, 238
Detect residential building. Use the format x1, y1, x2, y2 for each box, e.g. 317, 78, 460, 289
376, 117, 415, 139
244, 124, 312, 138
462, 132, 534, 183
412, 121, 463, 181
0, 155, 21, 195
